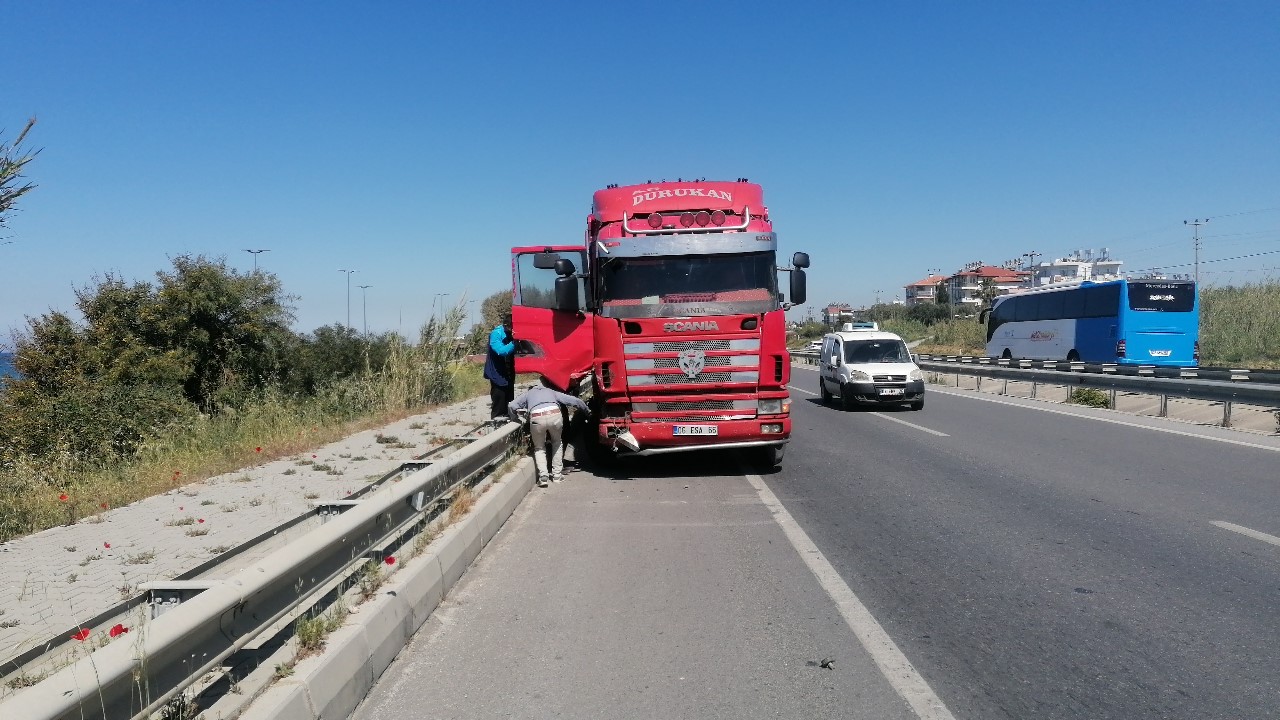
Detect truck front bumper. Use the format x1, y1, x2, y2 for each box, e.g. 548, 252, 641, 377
597, 416, 791, 455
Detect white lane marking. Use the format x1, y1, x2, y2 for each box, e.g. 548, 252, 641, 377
927, 385, 1280, 454
867, 412, 950, 437
788, 383, 950, 437
744, 472, 957, 720
1211, 521, 1280, 548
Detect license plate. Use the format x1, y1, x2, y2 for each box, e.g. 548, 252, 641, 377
1148, 350, 1172, 357
672, 425, 718, 436
878, 388, 904, 396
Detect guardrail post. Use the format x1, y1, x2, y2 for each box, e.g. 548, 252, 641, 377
1109, 388, 1117, 408
976, 376, 982, 391
1223, 400, 1233, 427
1030, 381, 1037, 399
1158, 394, 1168, 417
1001, 378, 1008, 395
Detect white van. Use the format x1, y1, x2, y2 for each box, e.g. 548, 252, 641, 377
818, 330, 925, 410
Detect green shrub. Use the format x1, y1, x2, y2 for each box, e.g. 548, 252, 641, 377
1066, 387, 1110, 408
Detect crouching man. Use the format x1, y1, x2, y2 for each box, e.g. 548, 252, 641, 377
509, 376, 589, 487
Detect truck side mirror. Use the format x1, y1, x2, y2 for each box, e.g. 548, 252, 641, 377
533, 252, 561, 270
792, 252, 810, 269
789, 268, 807, 306
554, 275, 580, 312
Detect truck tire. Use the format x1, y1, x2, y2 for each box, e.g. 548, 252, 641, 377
755, 444, 784, 470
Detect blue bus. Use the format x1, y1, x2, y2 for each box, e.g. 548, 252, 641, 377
982, 279, 1199, 367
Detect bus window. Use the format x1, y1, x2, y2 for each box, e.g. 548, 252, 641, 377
1040, 292, 1066, 320
1014, 295, 1039, 322
1063, 290, 1085, 317
1083, 284, 1120, 318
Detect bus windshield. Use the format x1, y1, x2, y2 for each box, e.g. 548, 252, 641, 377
599, 252, 778, 318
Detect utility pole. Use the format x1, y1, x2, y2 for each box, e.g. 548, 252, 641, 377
243, 249, 270, 272
1184, 218, 1208, 286
1022, 251, 1040, 286
433, 293, 450, 323
338, 269, 358, 330
358, 285, 372, 336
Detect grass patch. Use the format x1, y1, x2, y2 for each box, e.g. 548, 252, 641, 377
447, 486, 475, 525
0, 345, 487, 543
124, 550, 157, 565
165, 516, 196, 527
282, 468, 297, 475
185, 527, 210, 537
294, 601, 348, 658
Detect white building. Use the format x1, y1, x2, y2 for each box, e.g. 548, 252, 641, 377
1029, 250, 1123, 287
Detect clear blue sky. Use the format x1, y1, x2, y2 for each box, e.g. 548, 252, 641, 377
3, 1, 1277, 342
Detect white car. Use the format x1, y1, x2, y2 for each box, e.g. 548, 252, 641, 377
817, 330, 925, 410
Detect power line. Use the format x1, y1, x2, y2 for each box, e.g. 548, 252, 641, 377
1125, 247, 1280, 275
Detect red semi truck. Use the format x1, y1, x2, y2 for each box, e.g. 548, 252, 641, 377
511, 179, 809, 468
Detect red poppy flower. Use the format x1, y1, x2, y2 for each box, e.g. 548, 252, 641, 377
100, 502, 109, 509
71, 628, 91, 641
179, 506, 184, 511
58, 493, 69, 502
104, 542, 111, 549
108, 624, 129, 637
197, 518, 205, 524
384, 556, 396, 566
255, 447, 262, 453
311, 454, 317, 458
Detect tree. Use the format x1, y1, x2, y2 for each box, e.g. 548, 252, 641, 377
977, 277, 999, 310
935, 282, 950, 306
0, 117, 38, 232
464, 290, 513, 354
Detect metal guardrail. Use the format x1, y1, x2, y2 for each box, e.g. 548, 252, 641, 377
791, 350, 1280, 427
0, 421, 522, 720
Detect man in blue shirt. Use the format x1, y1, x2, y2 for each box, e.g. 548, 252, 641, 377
509, 376, 590, 487
483, 313, 516, 418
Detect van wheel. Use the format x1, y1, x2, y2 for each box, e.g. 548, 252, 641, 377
1067, 350, 1081, 363
1001, 349, 1012, 360
910, 398, 924, 411
840, 386, 858, 411
819, 378, 832, 405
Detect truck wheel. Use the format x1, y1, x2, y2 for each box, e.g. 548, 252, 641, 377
755, 444, 784, 470
819, 378, 832, 405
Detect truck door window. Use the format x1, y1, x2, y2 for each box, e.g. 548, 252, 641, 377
515, 253, 587, 311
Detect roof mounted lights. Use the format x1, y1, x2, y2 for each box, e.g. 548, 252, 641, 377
679, 212, 695, 228
646, 213, 664, 229
694, 210, 711, 227
710, 210, 726, 226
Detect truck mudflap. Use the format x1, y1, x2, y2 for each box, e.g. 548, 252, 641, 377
597, 416, 791, 455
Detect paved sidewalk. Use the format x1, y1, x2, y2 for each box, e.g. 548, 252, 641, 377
0, 395, 495, 667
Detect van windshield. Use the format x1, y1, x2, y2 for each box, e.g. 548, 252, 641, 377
844, 339, 910, 364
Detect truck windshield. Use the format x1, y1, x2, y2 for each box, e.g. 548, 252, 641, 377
599, 252, 778, 318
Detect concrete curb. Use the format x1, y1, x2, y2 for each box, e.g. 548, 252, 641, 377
241, 459, 536, 720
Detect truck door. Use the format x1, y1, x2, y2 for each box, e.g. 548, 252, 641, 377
510, 246, 595, 392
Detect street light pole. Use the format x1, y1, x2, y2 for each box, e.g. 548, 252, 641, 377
433, 293, 450, 323
358, 285, 372, 336
338, 269, 358, 330
243, 249, 270, 272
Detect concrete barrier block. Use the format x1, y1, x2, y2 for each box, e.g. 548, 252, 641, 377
360, 591, 412, 680
398, 552, 445, 632
434, 520, 469, 592
238, 679, 316, 720
297, 623, 373, 720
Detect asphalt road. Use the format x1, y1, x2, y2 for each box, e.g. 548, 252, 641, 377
783, 364, 1280, 719
355, 370, 1280, 719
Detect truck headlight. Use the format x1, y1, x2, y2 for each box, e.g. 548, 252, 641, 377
849, 370, 871, 382
758, 399, 783, 414
908, 368, 923, 382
